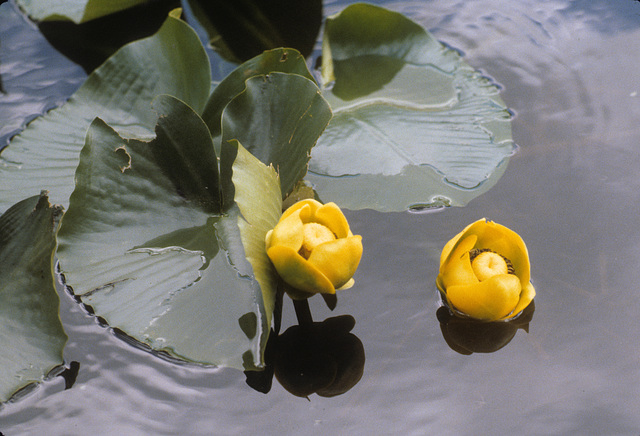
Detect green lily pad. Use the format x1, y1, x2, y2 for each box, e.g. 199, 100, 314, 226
16, 0, 151, 23
0, 192, 67, 402
0, 9, 211, 213
219, 71, 333, 198
307, 3, 515, 212
55, 94, 293, 369
201, 47, 315, 141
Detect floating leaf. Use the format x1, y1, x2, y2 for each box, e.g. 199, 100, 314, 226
15, 0, 151, 23
307, 3, 514, 212
0, 192, 67, 402
56, 95, 283, 369
0, 9, 211, 212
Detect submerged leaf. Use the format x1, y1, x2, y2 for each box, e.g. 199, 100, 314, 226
308, 3, 515, 211
0, 192, 67, 402
0, 9, 211, 212
56, 96, 281, 369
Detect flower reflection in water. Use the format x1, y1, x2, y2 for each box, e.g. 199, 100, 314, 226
245, 313, 365, 398
436, 301, 535, 355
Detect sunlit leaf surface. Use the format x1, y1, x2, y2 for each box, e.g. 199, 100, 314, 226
16, 0, 151, 23
0, 192, 66, 402
308, 3, 515, 211
56, 96, 282, 369
0, 9, 210, 212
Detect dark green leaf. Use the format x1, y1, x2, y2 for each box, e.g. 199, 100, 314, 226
221, 72, 333, 198
0, 192, 67, 402
201, 47, 315, 141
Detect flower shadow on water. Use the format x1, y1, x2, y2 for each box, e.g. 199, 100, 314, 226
245, 314, 365, 398
436, 301, 535, 355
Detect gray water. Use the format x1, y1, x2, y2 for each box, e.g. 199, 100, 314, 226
2, 0, 640, 434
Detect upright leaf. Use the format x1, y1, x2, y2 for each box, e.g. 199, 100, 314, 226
308, 3, 514, 211
220, 72, 332, 198
0, 192, 67, 402
201, 47, 315, 141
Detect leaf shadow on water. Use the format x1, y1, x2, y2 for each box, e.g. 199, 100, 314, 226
185, 0, 322, 63
35, 0, 181, 73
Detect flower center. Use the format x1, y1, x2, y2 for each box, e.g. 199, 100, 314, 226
469, 248, 515, 281
300, 223, 336, 258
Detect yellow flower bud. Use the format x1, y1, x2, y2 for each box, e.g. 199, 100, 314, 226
265, 199, 363, 299
436, 218, 535, 321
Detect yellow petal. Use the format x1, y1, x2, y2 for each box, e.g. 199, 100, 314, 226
446, 274, 521, 321
265, 229, 274, 248
267, 208, 304, 251
267, 246, 335, 294
313, 202, 350, 238
280, 199, 321, 222
499, 281, 536, 321
464, 219, 531, 284
337, 278, 355, 290
439, 219, 484, 266
438, 234, 479, 290
307, 236, 363, 289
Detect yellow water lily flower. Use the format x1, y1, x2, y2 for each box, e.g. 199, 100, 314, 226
436, 218, 535, 321
265, 199, 363, 298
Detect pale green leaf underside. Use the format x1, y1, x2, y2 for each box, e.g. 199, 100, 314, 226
0, 10, 211, 213
0, 193, 67, 402
228, 140, 282, 325
16, 0, 150, 23
56, 96, 281, 369
309, 3, 515, 211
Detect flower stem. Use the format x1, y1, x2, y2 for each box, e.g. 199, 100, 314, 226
293, 298, 313, 328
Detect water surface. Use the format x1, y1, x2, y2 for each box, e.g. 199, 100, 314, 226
1, 0, 640, 434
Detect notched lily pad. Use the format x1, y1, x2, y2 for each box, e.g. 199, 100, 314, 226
0, 192, 67, 403
307, 3, 515, 212
55, 95, 289, 369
